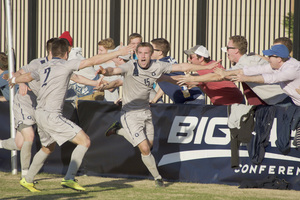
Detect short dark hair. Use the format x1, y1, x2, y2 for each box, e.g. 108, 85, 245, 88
151, 38, 170, 57
136, 42, 154, 54
0, 52, 8, 70
46, 38, 59, 53
274, 37, 293, 53
51, 39, 69, 58
196, 54, 211, 63
229, 35, 248, 55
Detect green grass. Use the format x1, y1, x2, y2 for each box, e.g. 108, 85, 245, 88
0, 171, 299, 200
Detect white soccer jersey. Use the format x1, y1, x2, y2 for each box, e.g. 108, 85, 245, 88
31, 58, 80, 112
119, 60, 172, 111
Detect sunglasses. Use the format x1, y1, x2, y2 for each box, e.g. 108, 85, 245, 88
226, 46, 236, 50
189, 55, 196, 60
154, 49, 161, 51
268, 55, 279, 58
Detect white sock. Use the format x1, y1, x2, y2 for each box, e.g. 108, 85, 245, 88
2, 138, 19, 150
141, 153, 162, 180
26, 149, 49, 183
21, 141, 33, 178
0, 139, 3, 148
64, 145, 88, 180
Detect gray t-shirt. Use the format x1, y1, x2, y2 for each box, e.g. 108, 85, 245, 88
119, 60, 172, 111
231, 54, 288, 105
32, 58, 80, 112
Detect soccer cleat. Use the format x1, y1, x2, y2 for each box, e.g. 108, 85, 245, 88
105, 121, 122, 137
61, 178, 86, 191
20, 178, 41, 192
155, 179, 165, 188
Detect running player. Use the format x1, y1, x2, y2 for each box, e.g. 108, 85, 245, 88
97, 42, 219, 187
10, 38, 134, 192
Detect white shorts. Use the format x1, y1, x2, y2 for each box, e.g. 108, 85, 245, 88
121, 109, 154, 147
35, 109, 82, 147
13, 93, 37, 129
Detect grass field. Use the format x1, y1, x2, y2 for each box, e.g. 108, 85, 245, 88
0, 171, 299, 200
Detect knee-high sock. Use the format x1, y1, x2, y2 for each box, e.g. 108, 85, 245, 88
2, 138, 19, 150
20, 141, 33, 177
64, 145, 88, 180
117, 128, 134, 146
25, 149, 49, 183
141, 153, 162, 180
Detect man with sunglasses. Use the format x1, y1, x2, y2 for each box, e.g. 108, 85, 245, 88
219, 44, 299, 106
223, 35, 290, 105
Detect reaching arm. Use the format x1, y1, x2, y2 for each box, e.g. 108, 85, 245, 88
213, 67, 243, 79
176, 72, 224, 86
231, 74, 265, 83
94, 79, 123, 91
8, 72, 34, 88
171, 60, 222, 72
96, 66, 123, 76
70, 74, 101, 87
79, 44, 134, 70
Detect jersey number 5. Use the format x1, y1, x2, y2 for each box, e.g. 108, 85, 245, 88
144, 78, 150, 87
42, 67, 51, 87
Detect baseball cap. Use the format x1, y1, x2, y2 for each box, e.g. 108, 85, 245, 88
108, 46, 131, 60
184, 45, 200, 56
194, 45, 210, 58
59, 31, 73, 47
184, 45, 210, 58
262, 44, 290, 58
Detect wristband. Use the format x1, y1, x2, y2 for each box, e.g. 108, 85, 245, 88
11, 77, 16, 84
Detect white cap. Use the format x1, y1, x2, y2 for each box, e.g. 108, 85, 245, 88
194, 45, 210, 58
108, 46, 131, 60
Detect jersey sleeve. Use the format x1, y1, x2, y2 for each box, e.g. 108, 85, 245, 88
161, 62, 172, 74
30, 71, 40, 81
66, 59, 81, 71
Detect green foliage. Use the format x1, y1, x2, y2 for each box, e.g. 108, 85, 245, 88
283, 12, 294, 39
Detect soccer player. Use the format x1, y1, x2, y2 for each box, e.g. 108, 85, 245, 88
10, 38, 134, 192
97, 42, 219, 187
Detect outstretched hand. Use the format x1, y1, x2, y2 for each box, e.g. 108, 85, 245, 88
96, 66, 106, 75
2, 73, 10, 80
118, 43, 135, 57
176, 74, 193, 86
230, 74, 245, 82
206, 59, 222, 69
213, 67, 226, 78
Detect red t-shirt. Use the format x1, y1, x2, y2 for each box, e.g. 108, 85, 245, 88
197, 61, 244, 105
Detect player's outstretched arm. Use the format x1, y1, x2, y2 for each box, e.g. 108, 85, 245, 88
79, 44, 134, 70
94, 79, 123, 91
70, 74, 102, 87
8, 72, 34, 88
96, 66, 123, 76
